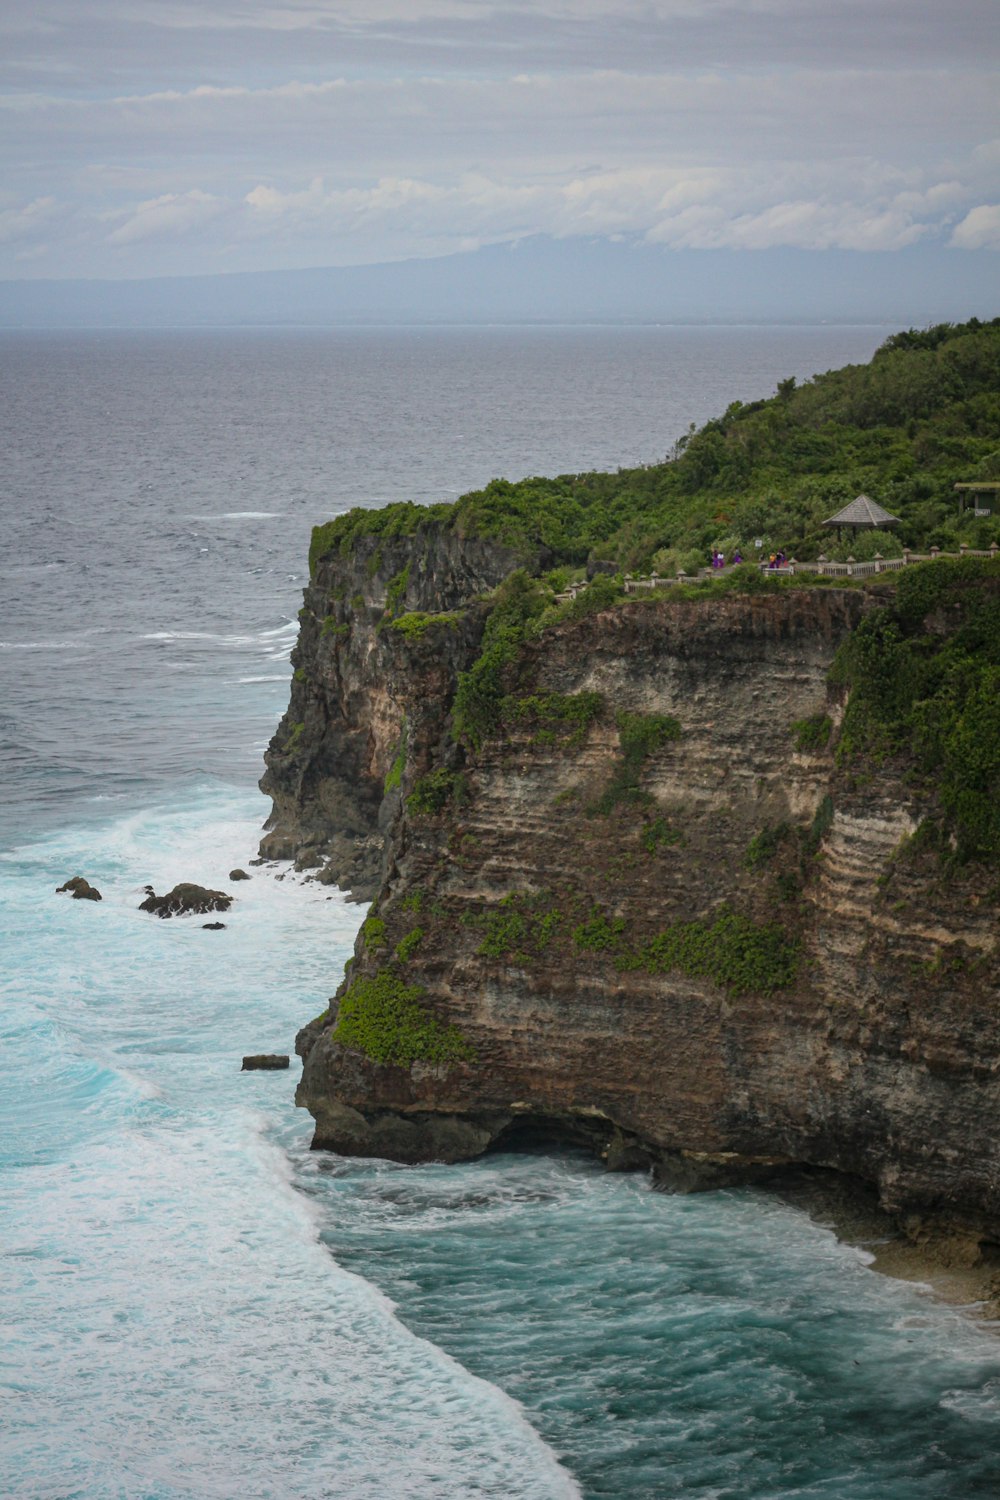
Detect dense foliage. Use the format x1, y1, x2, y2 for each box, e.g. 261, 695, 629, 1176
832, 557, 1000, 861
332, 970, 476, 1066
310, 318, 1000, 578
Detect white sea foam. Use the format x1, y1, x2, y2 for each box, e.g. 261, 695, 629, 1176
1, 791, 579, 1499
0, 639, 93, 650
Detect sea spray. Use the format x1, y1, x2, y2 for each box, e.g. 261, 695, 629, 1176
1, 794, 581, 1500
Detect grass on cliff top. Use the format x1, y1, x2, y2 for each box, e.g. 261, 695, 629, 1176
832, 555, 1000, 863
309, 318, 1000, 580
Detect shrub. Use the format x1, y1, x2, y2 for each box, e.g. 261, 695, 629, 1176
792, 714, 833, 752
394, 927, 425, 962
333, 971, 476, 1066
631, 908, 799, 995
408, 769, 465, 817
834, 558, 1000, 861
387, 610, 461, 639
590, 710, 682, 815
803, 795, 834, 856
500, 690, 604, 747
744, 823, 792, 869
361, 915, 386, 949
572, 909, 626, 951
452, 571, 550, 749
475, 893, 561, 960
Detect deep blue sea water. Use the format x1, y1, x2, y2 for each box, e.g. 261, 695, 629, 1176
3, 325, 999, 1499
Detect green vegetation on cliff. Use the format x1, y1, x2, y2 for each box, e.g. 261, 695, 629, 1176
590, 709, 683, 815
309, 319, 1000, 580
832, 556, 1000, 862
622, 908, 800, 996
333, 970, 476, 1066
500, 690, 604, 747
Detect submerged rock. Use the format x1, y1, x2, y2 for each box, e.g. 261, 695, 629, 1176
56, 875, 102, 902
229, 868, 251, 881
202, 921, 227, 930
139, 882, 232, 918
242, 1054, 290, 1071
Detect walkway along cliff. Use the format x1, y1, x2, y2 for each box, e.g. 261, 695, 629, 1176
261, 521, 1000, 1265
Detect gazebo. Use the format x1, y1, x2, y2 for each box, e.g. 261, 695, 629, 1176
822, 495, 901, 537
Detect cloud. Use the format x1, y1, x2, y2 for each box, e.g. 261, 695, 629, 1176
949, 204, 1000, 251
106, 188, 225, 244
0, 195, 57, 243
235, 159, 989, 256
1, 3, 997, 278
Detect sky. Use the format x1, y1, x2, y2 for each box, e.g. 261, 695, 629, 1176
1, 0, 999, 302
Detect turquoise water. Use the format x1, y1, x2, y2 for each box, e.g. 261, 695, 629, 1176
5, 793, 1000, 1498
4, 326, 999, 1498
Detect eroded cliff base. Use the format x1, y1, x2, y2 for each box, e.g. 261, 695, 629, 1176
272, 532, 999, 1274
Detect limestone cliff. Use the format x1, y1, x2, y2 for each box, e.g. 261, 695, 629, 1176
263, 529, 1000, 1257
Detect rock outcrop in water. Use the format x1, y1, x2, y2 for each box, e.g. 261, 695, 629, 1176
56, 875, 102, 901
139, 882, 233, 918
262, 524, 1000, 1263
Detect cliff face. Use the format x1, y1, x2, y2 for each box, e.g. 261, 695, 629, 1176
259, 524, 530, 897
265, 531, 1000, 1252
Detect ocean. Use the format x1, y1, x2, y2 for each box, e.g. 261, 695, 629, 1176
3, 324, 999, 1499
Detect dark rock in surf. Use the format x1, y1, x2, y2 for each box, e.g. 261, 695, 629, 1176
229, 868, 251, 881
56, 875, 102, 902
139, 882, 232, 918
242, 1054, 290, 1071
203, 921, 227, 930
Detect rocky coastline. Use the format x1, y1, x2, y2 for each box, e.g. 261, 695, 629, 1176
262, 521, 1000, 1297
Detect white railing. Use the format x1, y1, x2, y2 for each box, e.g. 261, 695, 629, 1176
555, 543, 999, 602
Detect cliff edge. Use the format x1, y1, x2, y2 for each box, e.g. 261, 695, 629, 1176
263, 526, 1000, 1265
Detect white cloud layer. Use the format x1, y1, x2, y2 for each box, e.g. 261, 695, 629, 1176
0, 2, 997, 279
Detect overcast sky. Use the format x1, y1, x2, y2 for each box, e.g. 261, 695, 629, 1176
2, 0, 999, 285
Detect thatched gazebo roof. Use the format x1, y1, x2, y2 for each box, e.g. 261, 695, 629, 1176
822, 494, 901, 531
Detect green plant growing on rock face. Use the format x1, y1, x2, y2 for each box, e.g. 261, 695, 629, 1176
408, 769, 466, 817
792, 714, 833, 752
573, 908, 626, 952
744, 822, 792, 870
321, 615, 350, 638
387, 610, 462, 639
394, 926, 425, 962
333, 971, 476, 1066
385, 564, 411, 617
361, 915, 386, 949
831, 558, 1000, 862
641, 816, 684, 853
283, 721, 305, 755
627, 907, 799, 996
474, 892, 561, 960
452, 571, 550, 749
534, 573, 625, 631
802, 795, 834, 858
590, 710, 682, 815
500, 690, 604, 748
384, 722, 407, 793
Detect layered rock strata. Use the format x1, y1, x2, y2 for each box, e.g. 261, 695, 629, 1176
263, 530, 1000, 1258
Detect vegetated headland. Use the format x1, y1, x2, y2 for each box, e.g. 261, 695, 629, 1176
262, 317, 1000, 1312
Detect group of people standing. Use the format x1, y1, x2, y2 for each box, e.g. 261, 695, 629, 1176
710, 548, 744, 569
